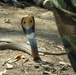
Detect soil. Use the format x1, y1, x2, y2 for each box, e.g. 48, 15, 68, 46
0, 2, 76, 75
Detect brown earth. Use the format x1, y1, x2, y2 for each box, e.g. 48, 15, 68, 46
0, 2, 76, 75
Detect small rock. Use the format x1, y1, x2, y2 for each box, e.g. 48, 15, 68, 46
26, 41, 30, 45
59, 61, 71, 67
38, 47, 46, 51
34, 65, 39, 69
0, 69, 7, 75
6, 63, 13, 69
42, 61, 53, 66
0, 2, 3, 6
42, 65, 50, 71
43, 71, 49, 75
61, 66, 68, 71
4, 19, 11, 23
59, 61, 66, 65
39, 53, 44, 56
51, 74, 57, 75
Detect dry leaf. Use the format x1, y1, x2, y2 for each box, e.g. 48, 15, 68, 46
3, 53, 26, 66
14, 53, 23, 61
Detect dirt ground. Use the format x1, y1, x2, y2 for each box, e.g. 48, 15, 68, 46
0, 2, 76, 75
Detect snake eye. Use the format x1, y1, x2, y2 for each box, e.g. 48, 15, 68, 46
30, 20, 32, 23
24, 21, 26, 24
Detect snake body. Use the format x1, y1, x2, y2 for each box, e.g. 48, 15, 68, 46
0, 38, 66, 55
0, 39, 31, 55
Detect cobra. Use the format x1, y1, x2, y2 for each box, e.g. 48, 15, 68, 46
0, 15, 66, 61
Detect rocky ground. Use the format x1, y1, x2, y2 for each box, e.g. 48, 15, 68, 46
0, 2, 76, 75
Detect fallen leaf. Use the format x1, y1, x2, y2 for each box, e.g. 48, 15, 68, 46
14, 53, 23, 61
3, 53, 25, 65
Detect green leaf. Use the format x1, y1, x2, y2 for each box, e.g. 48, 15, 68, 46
71, 0, 76, 7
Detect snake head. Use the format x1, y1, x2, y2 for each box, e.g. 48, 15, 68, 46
21, 15, 35, 35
